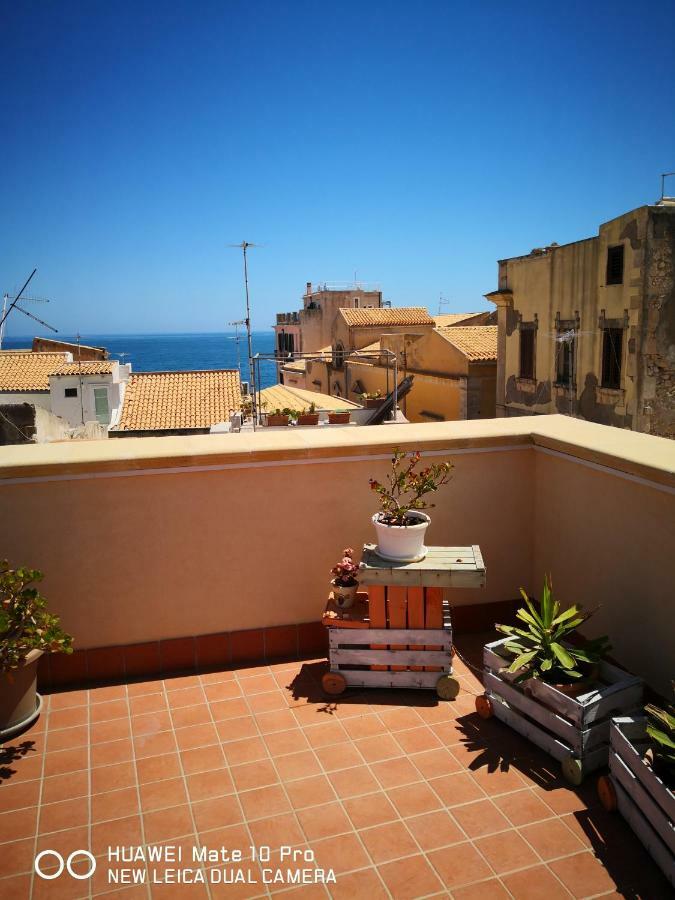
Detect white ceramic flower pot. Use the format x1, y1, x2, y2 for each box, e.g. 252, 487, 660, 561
331, 580, 358, 609
372, 511, 431, 562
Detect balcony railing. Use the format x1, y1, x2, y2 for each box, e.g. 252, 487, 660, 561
275, 312, 300, 325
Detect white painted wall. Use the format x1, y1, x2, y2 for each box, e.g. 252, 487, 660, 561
0, 392, 52, 410
49, 363, 131, 429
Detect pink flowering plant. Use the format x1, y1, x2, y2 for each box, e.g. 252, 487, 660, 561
369, 448, 453, 527
331, 548, 359, 587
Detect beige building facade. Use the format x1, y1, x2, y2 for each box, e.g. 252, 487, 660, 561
486, 201, 675, 437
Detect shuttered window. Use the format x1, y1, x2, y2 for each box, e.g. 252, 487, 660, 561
519, 328, 535, 380
601, 328, 623, 389
606, 245, 624, 285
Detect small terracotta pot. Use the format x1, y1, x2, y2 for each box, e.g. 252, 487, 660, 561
328, 412, 350, 424
266, 415, 290, 426
298, 414, 319, 425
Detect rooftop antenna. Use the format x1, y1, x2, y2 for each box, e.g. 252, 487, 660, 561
227, 241, 261, 425
228, 319, 246, 375
75, 332, 85, 424
0, 269, 58, 349
438, 293, 450, 315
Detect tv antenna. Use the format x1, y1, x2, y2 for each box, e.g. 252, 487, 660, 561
227, 242, 261, 424
228, 319, 246, 375
438, 293, 450, 315
0, 269, 58, 349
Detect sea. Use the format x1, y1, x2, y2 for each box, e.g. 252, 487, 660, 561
2, 331, 278, 389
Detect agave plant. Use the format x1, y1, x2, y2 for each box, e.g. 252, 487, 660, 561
495, 575, 610, 684
645, 684, 675, 787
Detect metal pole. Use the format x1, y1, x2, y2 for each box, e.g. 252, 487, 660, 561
0, 268, 37, 333
242, 242, 257, 424
393, 353, 398, 422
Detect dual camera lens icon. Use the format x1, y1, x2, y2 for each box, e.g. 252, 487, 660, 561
34, 850, 97, 880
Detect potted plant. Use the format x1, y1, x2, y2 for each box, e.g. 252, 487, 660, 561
361, 390, 383, 409
369, 448, 453, 561
265, 407, 291, 426
330, 548, 359, 609
298, 403, 319, 426
1, 561, 73, 739
328, 410, 350, 424
645, 689, 675, 788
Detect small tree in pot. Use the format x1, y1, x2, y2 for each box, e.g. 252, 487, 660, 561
1, 561, 73, 738
331, 549, 359, 609
369, 448, 453, 561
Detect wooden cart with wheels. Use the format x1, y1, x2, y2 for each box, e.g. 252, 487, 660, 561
322, 544, 485, 699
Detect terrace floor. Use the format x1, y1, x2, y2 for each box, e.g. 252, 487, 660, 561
0, 636, 670, 900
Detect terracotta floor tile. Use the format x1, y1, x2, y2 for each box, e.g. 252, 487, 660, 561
404, 809, 463, 851
41, 770, 89, 805
192, 794, 243, 831
90, 684, 128, 703
312, 832, 370, 876
475, 829, 540, 874
133, 731, 178, 759
393, 726, 442, 756
255, 709, 299, 735
140, 777, 189, 812
247, 812, 305, 849
222, 736, 268, 765
136, 752, 182, 783
238, 674, 277, 695
90, 738, 133, 769
494, 788, 557, 826
369, 756, 420, 790
186, 768, 234, 802
38, 796, 89, 834
521, 818, 586, 861
175, 723, 219, 752
536, 785, 591, 816
274, 750, 322, 782
210, 698, 250, 722
354, 734, 402, 763
262, 728, 309, 757
92, 786, 140, 823
236, 664, 271, 679
127, 679, 164, 697
329, 764, 380, 800
0, 777, 41, 811
341, 714, 387, 740
302, 721, 349, 750
451, 799, 511, 838
170, 703, 212, 730
199, 668, 236, 685
90, 699, 129, 723
378, 708, 423, 732
452, 878, 512, 899
143, 803, 194, 843
47, 690, 89, 710
315, 743, 363, 772
292, 703, 331, 727
502, 864, 573, 899
178, 745, 225, 776
377, 853, 444, 899
361, 820, 418, 863
550, 850, 619, 898
327, 866, 389, 900
428, 771, 485, 807
90, 717, 132, 745
217, 716, 258, 743
35, 824, 90, 858
129, 692, 168, 716
48, 705, 89, 729
166, 686, 206, 709
130, 710, 172, 737
248, 691, 288, 715
408, 746, 462, 780
296, 801, 352, 841
92, 815, 143, 857
238, 784, 290, 821
388, 782, 442, 818
203, 680, 244, 702
471, 763, 527, 796
43, 746, 88, 777
285, 774, 335, 809
427, 840, 493, 889
343, 792, 398, 830
231, 759, 279, 792
0, 836, 36, 878
197, 822, 252, 857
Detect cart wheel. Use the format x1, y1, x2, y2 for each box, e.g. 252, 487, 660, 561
561, 754, 584, 786
436, 675, 460, 700
475, 694, 493, 719
322, 672, 347, 696
597, 775, 618, 812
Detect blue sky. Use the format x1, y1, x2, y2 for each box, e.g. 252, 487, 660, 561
1, 1, 674, 334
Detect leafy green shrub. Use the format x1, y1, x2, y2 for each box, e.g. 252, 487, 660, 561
645, 684, 675, 788
0, 561, 73, 676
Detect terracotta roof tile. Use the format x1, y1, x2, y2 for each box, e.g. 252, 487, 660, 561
50, 361, 116, 376
260, 385, 360, 412
436, 326, 498, 361
339, 307, 434, 327
0, 351, 69, 391
112, 370, 242, 432
433, 312, 486, 327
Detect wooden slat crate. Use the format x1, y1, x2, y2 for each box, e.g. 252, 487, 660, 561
599, 717, 674, 887
479, 637, 643, 784
359, 544, 486, 589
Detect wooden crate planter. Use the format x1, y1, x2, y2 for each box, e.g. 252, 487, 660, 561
321, 544, 486, 700
477, 637, 643, 784
597, 717, 674, 887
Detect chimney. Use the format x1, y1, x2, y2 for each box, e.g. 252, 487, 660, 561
306, 282, 312, 296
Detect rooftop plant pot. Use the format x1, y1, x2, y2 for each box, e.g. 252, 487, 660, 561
365, 398, 382, 409
328, 412, 350, 424
0, 649, 44, 741
331, 579, 358, 609
372, 511, 430, 562
266, 415, 289, 426
298, 413, 319, 425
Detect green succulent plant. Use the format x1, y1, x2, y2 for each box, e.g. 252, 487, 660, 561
645, 684, 675, 787
495, 575, 610, 685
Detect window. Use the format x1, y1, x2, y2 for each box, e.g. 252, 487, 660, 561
556, 330, 576, 386
606, 245, 624, 285
64, 387, 78, 398
333, 342, 345, 368
93, 387, 110, 425
519, 327, 535, 380
601, 328, 623, 389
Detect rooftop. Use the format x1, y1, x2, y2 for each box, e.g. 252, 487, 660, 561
433, 313, 487, 328
0, 351, 69, 392
111, 369, 242, 433
436, 326, 498, 362
50, 361, 117, 376
260, 384, 361, 412
339, 308, 434, 328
